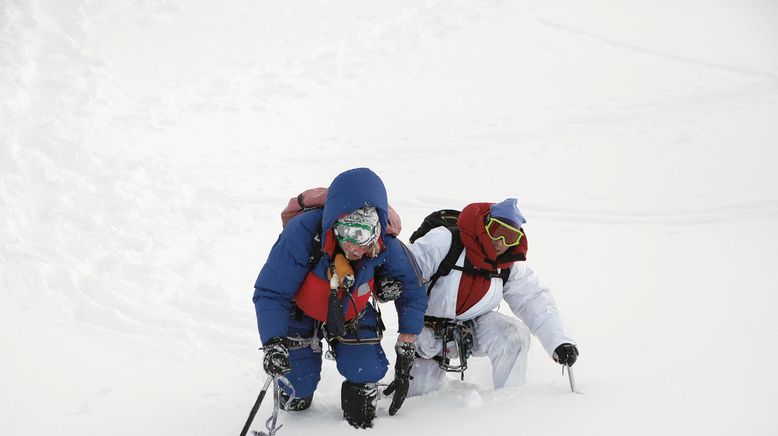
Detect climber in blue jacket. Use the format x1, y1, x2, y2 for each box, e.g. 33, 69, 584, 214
253, 167, 426, 428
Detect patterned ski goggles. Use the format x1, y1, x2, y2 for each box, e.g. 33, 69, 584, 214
485, 217, 524, 247
334, 221, 379, 246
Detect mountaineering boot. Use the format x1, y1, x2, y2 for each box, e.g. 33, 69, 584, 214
279, 390, 313, 411
341, 380, 377, 428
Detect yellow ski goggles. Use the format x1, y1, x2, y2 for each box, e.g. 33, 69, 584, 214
485, 217, 524, 247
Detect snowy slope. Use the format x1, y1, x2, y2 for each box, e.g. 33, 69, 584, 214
2, 1, 777, 435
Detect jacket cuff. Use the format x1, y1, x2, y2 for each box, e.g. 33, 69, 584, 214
397, 307, 425, 335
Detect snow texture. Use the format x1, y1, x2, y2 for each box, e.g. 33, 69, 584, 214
1, 1, 777, 435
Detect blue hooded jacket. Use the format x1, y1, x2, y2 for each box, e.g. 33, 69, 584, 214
253, 168, 427, 344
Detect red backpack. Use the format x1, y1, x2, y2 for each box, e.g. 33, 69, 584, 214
281, 187, 402, 235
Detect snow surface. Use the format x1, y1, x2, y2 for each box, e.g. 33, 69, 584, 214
2, 1, 777, 435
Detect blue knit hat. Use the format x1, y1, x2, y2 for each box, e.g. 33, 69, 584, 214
489, 198, 526, 228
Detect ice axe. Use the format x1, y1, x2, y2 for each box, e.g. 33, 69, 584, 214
254, 376, 295, 436
562, 365, 582, 394
239, 376, 273, 436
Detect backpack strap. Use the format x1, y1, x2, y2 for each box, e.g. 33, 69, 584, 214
426, 227, 465, 296
426, 228, 512, 296
452, 258, 511, 284
308, 221, 324, 267
499, 267, 510, 284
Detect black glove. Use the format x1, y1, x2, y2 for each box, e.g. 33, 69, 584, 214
553, 343, 579, 366
262, 336, 291, 376
383, 341, 415, 415
375, 276, 404, 302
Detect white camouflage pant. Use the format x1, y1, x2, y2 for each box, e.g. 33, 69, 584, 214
408, 311, 531, 397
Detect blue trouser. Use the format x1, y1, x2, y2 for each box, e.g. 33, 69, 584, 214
282, 304, 389, 398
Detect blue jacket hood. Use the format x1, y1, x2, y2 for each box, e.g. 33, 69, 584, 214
322, 168, 388, 235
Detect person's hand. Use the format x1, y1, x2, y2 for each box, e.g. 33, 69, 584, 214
384, 341, 415, 415
375, 276, 404, 302
553, 343, 579, 366
263, 336, 291, 376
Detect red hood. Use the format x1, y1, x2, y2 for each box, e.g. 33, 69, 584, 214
457, 202, 527, 270
453, 202, 527, 315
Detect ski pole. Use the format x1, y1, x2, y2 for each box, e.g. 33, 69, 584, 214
240, 376, 274, 436
566, 365, 576, 393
